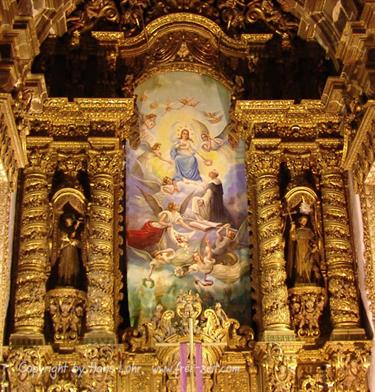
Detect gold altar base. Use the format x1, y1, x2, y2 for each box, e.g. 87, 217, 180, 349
3, 340, 371, 392
2, 292, 372, 391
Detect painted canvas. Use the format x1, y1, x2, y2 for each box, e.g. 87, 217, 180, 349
126, 72, 251, 326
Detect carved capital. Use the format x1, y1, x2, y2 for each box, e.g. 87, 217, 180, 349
76, 345, 116, 390
57, 152, 86, 178
88, 149, 122, 176
317, 149, 343, 175
247, 150, 281, 177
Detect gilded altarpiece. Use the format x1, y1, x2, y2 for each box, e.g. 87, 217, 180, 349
1, 14, 372, 392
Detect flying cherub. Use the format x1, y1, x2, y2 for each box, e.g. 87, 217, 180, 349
202, 111, 223, 124
192, 120, 225, 152
179, 97, 200, 107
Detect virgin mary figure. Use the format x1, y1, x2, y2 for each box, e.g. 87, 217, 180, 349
170, 128, 212, 182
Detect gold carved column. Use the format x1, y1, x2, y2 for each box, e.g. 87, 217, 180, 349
319, 150, 364, 338
11, 146, 54, 344
248, 149, 293, 338
85, 148, 121, 343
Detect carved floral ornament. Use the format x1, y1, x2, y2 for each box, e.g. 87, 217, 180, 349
67, 0, 298, 41
123, 291, 254, 366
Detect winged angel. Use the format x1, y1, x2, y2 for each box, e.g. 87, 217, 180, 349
127, 188, 195, 250
174, 221, 250, 287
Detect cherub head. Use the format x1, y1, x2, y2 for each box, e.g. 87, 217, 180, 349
174, 266, 185, 277
201, 130, 209, 141
143, 113, 156, 129
151, 142, 161, 151
162, 176, 173, 185
142, 278, 155, 288
176, 234, 188, 247
226, 227, 237, 240
151, 250, 164, 260
167, 202, 178, 211
193, 251, 202, 262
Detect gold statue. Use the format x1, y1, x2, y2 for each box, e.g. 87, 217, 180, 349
49, 210, 86, 290
48, 188, 88, 291
284, 189, 324, 287
58, 212, 83, 285
288, 214, 321, 285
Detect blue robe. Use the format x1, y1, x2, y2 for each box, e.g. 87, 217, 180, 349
171, 144, 202, 181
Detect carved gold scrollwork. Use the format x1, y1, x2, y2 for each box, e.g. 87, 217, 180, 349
0, 114, 19, 189
47, 380, 78, 392
324, 342, 371, 391
256, 343, 296, 392
46, 288, 86, 350
76, 345, 117, 391
360, 186, 375, 325
123, 291, 254, 380
288, 286, 325, 341
7, 347, 51, 391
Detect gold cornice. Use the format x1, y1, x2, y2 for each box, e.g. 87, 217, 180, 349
92, 13, 272, 56
235, 99, 341, 127
28, 98, 134, 130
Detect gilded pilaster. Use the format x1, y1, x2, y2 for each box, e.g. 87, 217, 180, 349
0, 181, 11, 358
85, 149, 122, 342
247, 149, 292, 336
319, 150, 363, 337
11, 147, 54, 344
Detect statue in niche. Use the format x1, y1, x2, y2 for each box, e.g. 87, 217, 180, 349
284, 189, 325, 287
48, 190, 88, 292
288, 214, 321, 285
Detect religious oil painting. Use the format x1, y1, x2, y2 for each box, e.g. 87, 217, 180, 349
126, 71, 251, 326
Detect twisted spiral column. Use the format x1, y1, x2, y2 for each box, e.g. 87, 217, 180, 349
319, 152, 364, 338
11, 148, 53, 344
248, 150, 293, 337
85, 149, 121, 343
